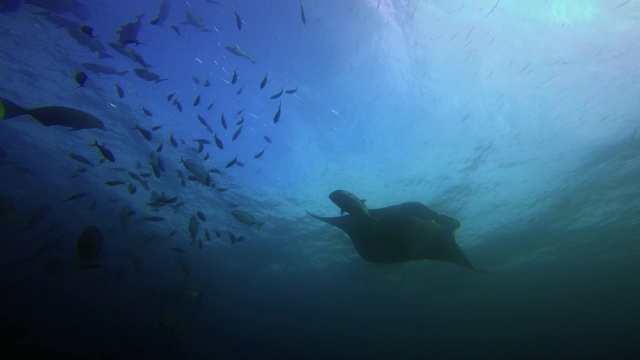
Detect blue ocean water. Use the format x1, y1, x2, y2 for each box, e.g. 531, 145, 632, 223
1, 0, 639, 358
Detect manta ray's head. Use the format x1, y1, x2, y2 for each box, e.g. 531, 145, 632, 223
329, 190, 372, 221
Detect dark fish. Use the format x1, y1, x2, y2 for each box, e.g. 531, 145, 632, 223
197, 115, 208, 126
76, 226, 103, 269
300, 0, 307, 25
194, 142, 204, 154
214, 133, 224, 150
232, 6, 242, 30
142, 107, 153, 117
203, 152, 210, 161
227, 230, 236, 244
231, 210, 265, 229
139, 172, 152, 178
203, 79, 210, 87
263, 135, 272, 143
220, 113, 227, 129
236, 87, 243, 95
236, 109, 244, 115
150, 0, 170, 26
134, 125, 153, 141
185, 10, 209, 31
225, 45, 256, 64
134, 68, 167, 83
253, 148, 266, 159
193, 138, 211, 145
128, 183, 137, 194
128, 171, 143, 182
236, 161, 245, 168
285, 86, 298, 94
236, 116, 244, 125
108, 42, 151, 67
79, 25, 95, 37
115, 85, 125, 99
82, 63, 128, 76
150, 162, 161, 178
225, 155, 237, 168
167, 92, 176, 101
74, 71, 88, 87
157, 157, 165, 172
177, 170, 186, 187
92, 141, 115, 162
15, 166, 35, 176
236, 236, 245, 242
169, 133, 178, 148
117, 14, 144, 46
209, 168, 222, 175
260, 73, 268, 89
156, 142, 163, 153
231, 69, 238, 84
273, 102, 282, 124
270, 87, 283, 99
193, 94, 201, 107
207, 103, 214, 110
105, 180, 126, 186
232, 126, 242, 141
64, 192, 86, 202
171, 25, 181, 36
68, 153, 93, 167
196, 211, 206, 222
174, 99, 183, 112
189, 215, 199, 240
151, 124, 164, 131
204, 229, 210, 241
213, 229, 221, 238
144, 216, 165, 222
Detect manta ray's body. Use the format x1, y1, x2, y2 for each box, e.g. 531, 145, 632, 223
308, 190, 482, 271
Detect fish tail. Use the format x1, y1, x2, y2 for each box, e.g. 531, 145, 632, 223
0, 97, 28, 120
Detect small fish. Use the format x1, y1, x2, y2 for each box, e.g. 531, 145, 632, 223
213, 229, 221, 238
236, 117, 245, 126
134, 68, 167, 83
79, 25, 95, 37
142, 107, 152, 117
204, 229, 211, 241
174, 99, 183, 112
232, 6, 242, 30
134, 125, 153, 141
151, 124, 164, 131
68, 153, 94, 167
144, 216, 165, 222
177, 170, 186, 187
192, 76, 200, 84
193, 94, 201, 107
74, 71, 88, 87
273, 102, 281, 124
167, 92, 176, 101
207, 103, 214, 111
225, 45, 256, 64
64, 192, 86, 202
128, 183, 137, 194
169, 133, 178, 148
156, 157, 165, 172
236, 87, 243, 95
300, 0, 307, 25
193, 138, 211, 145
236, 161, 245, 168
203, 79, 210, 87
236, 236, 245, 242
231, 69, 238, 84
105, 180, 126, 186
203, 152, 210, 161
225, 155, 237, 168
139, 172, 152, 178
285, 86, 298, 94
150, 162, 161, 178
76, 226, 103, 269
232, 126, 242, 141
260, 73, 268, 89
236, 109, 244, 115
227, 230, 236, 244
171, 25, 181, 36
92, 141, 115, 162
253, 148, 266, 159
197, 115, 208, 127
220, 113, 227, 129
197, 211, 206, 222
263, 135, 272, 143
231, 210, 265, 229
214, 133, 224, 150
270, 87, 283, 99
156, 142, 163, 153
115, 84, 125, 99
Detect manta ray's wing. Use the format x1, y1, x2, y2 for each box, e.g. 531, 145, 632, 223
369, 202, 461, 231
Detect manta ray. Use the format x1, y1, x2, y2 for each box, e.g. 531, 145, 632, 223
307, 190, 483, 271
